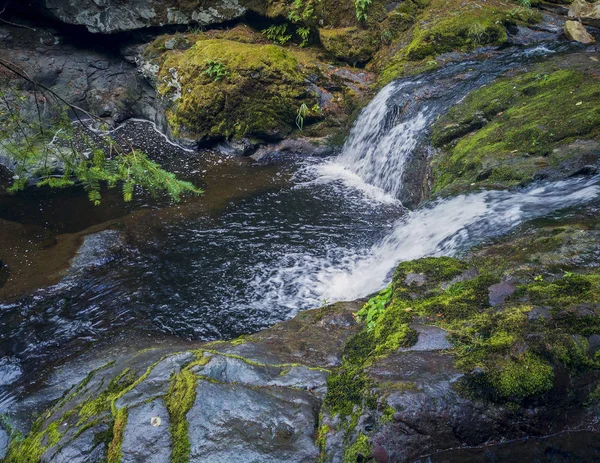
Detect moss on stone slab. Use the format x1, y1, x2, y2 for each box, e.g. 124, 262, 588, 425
165, 369, 198, 463
430, 68, 600, 196
106, 408, 127, 463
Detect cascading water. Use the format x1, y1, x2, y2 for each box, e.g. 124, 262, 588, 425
314, 44, 563, 205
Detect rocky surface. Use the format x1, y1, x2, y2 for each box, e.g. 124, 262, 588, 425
37, 0, 252, 34
570, 0, 600, 28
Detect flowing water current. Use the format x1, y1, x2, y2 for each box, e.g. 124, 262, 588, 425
1, 44, 599, 419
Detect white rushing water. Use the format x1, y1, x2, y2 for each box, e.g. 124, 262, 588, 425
317, 176, 600, 301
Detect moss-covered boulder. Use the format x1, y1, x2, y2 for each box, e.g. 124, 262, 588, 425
142, 26, 377, 145
430, 56, 600, 196
375, 0, 541, 84
319, 27, 381, 66
153, 37, 317, 142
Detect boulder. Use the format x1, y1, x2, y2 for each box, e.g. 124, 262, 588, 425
564, 20, 596, 44
41, 0, 252, 34
569, 0, 600, 28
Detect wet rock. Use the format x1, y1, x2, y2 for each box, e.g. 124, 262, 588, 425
565, 20, 596, 44
588, 334, 600, 355
569, 0, 600, 28
0, 428, 8, 460
42, 425, 108, 463
188, 380, 319, 462
488, 281, 517, 307
0, 260, 9, 288
527, 306, 551, 321
121, 399, 171, 463
401, 324, 452, 352
116, 352, 194, 409
251, 138, 336, 162
67, 230, 123, 277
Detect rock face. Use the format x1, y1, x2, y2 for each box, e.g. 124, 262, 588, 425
41, 0, 251, 33
565, 20, 597, 44
1, 302, 362, 462
569, 0, 600, 28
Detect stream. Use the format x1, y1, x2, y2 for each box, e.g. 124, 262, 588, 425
2, 42, 600, 439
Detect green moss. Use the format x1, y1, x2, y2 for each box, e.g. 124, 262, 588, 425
342, 432, 372, 463
4, 421, 62, 463
319, 27, 381, 65
155, 38, 318, 141
165, 369, 198, 463
106, 408, 127, 463
378, 0, 515, 85
431, 69, 600, 195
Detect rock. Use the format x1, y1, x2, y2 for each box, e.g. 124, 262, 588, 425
488, 281, 517, 307
0, 260, 9, 288
319, 27, 381, 66
116, 352, 195, 409
400, 324, 452, 352
569, 0, 600, 28
564, 20, 596, 44
121, 399, 172, 463
42, 425, 108, 463
0, 428, 8, 460
187, 380, 319, 462
405, 273, 427, 287
67, 230, 123, 277
150, 37, 318, 143
40, 0, 251, 34
251, 138, 337, 162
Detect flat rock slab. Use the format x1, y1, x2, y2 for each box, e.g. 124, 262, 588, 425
488, 281, 517, 307
122, 399, 172, 463
196, 354, 328, 394
116, 351, 194, 409
187, 380, 319, 463
401, 324, 452, 352
42, 425, 107, 463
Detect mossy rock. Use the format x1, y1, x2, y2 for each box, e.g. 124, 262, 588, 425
430, 66, 600, 196
376, 0, 535, 85
155, 38, 319, 142
319, 27, 381, 66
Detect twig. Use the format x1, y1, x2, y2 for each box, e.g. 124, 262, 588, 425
0, 5, 37, 31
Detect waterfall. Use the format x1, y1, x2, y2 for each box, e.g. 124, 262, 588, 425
319, 44, 562, 204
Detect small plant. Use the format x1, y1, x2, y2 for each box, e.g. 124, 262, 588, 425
296, 103, 308, 130
381, 29, 393, 45
262, 24, 293, 45
518, 0, 531, 7
534, 275, 544, 282
202, 59, 229, 81
564, 271, 574, 278
355, 0, 373, 21
356, 285, 393, 331
288, 0, 318, 23
297, 26, 311, 47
